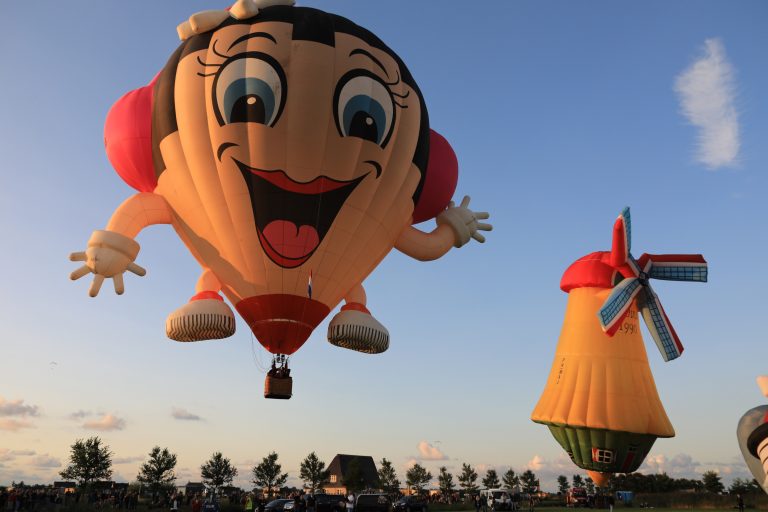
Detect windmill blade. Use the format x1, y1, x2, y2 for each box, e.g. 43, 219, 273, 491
610, 207, 632, 268
640, 254, 708, 282
598, 277, 642, 336
638, 286, 684, 362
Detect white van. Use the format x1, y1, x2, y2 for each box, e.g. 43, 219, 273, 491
479, 489, 519, 511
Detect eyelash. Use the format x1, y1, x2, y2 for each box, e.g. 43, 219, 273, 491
197, 43, 409, 109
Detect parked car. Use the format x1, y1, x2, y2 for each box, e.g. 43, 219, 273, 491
356, 494, 392, 512
393, 496, 427, 512
265, 499, 294, 512
314, 494, 346, 512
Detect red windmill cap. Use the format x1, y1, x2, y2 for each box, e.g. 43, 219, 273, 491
560, 251, 619, 293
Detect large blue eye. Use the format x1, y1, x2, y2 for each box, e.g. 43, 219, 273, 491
214, 54, 285, 126
335, 72, 395, 147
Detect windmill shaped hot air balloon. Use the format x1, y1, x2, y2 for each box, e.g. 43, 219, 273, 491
737, 377, 768, 494
68, 0, 492, 399
531, 207, 707, 487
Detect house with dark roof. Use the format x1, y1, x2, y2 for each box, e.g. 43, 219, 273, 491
182, 482, 207, 496
322, 454, 379, 495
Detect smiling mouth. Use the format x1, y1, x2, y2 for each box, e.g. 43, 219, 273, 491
236, 159, 366, 268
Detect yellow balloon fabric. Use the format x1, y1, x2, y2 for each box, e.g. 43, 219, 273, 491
532, 286, 674, 437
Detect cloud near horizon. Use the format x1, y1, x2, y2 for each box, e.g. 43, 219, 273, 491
0, 419, 35, 432
417, 441, 448, 461
674, 38, 740, 169
0, 397, 39, 417
171, 407, 202, 421
114, 456, 145, 465
83, 413, 126, 431
640, 452, 751, 481
30, 454, 62, 469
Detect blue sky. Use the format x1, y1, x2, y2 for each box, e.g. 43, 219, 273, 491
1, 0, 767, 491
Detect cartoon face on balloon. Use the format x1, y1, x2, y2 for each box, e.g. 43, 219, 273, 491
156, 8, 425, 271
72, 2, 491, 394
149, 7, 436, 322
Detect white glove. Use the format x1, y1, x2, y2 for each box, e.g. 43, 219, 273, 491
69, 230, 146, 297
436, 195, 493, 248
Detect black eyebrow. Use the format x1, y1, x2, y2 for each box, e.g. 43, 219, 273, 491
227, 32, 277, 52
349, 48, 390, 78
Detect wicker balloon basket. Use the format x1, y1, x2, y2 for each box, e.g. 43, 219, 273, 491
264, 375, 292, 399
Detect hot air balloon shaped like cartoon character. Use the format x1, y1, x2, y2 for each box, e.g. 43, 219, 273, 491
737, 376, 768, 494
531, 208, 707, 487
69, 0, 492, 399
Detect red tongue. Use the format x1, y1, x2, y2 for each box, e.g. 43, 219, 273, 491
262, 220, 320, 259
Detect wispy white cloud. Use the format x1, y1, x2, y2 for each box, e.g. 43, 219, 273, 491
417, 441, 448, 461
11, 449, 36, 456
674, 38, 740, 169
0, 397, 39, 417
114, 456, 145, 464
171, 407, 202, 421
0, 419, 35, 432
83, 413, 126, 431
30, 454, 62, 468
69, 410, 92, 420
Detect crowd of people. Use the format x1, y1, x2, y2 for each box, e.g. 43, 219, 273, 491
0, 487, 143, 511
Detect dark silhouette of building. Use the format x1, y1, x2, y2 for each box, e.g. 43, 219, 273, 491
324, 455, 379, 495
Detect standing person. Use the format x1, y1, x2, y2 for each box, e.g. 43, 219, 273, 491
737, 494, 744, 512
607, 495, 614, 512
489, 495, 495, 512
528, 494, 535, 512
474, 495, 481, 512
171, 493, 180, 512
192, 494, 203, 512
245, 494, 254, 512
306, 494, 316, 512
346, 494, 354, 512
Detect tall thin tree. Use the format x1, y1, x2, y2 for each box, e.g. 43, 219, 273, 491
502, 469, 519, 490
299, 452, 330, 493
458, 463, 479, 494
378, 459, 401, 496
483, 469, 500, 489
520, 470, 538, 494
253, 452, 288, 497
201, 452, 238, 496
438, 467, 455, 498
406, 464, 432, 495
137, 446, 177, 503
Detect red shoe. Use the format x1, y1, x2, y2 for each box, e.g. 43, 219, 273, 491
166, 292, 236, 342
327, 303, 389, 354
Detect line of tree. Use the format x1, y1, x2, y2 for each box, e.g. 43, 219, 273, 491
555, 470, 762, 496
67, 438, 760, 498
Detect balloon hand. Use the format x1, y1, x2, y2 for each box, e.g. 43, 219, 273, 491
436, 195, 493, 248
69, 230, 145, 297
